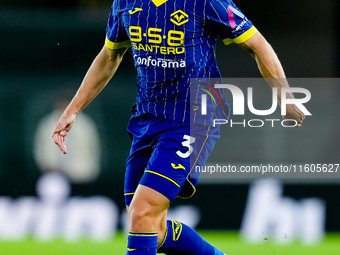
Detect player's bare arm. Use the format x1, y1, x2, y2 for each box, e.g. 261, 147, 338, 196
239, 32, 306, 127
52, 45, 128, 154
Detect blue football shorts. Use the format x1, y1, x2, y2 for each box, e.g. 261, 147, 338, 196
124, 114, 220, 206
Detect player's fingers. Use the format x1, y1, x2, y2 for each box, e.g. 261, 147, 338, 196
294, 116, 303, 128
53, 134, 62, 149
52, 132, 59, 145
58, 138, 67, 154
292, 117, 303, 128
295, 111, 305, 128
283, 115, 303, 128
295, 120, 302, 128
294, 107, 306, 127
52, 133, 67, 154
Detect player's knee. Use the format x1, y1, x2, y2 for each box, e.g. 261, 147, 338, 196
129, 202, 156, 226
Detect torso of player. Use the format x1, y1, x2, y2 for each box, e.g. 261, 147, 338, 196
116, 0, 221, 93
107, 0, 255, 123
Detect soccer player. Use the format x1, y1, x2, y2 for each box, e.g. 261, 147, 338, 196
52, 0, 306, 254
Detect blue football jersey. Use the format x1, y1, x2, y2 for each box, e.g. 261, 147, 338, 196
106, 0, 257, 125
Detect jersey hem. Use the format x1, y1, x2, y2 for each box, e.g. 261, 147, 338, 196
105, 37, 131, 49
144, 170, 181, 187
223, 26, 258, 46
177, 179, 197, 199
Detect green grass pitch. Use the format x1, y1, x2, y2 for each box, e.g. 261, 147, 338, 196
0, 231, 339, 255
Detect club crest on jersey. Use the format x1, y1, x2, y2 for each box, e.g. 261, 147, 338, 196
170, 10, 189, 26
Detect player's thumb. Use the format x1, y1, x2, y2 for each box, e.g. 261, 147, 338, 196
60, 130, 67, 137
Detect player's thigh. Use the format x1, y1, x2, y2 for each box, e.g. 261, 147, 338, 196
139, 134, 191, 204
125, 149, 150, 206
124, 115, 154, 206
139, 120, 220, 202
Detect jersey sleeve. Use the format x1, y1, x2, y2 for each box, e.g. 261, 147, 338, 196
207, 0, 257, 45
105, 1, 131, 49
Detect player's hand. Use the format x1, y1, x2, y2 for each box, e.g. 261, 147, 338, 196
283, 104, 306, 128
52, 111, 76, 154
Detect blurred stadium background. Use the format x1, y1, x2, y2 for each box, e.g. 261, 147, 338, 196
0, 0, 339, 254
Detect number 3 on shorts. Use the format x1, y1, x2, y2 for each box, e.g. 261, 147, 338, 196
176, 135, 196, 158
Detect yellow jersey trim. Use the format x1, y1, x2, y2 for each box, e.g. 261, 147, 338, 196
124, 192, 135, 196
158, 227, 168, 248
223, 26, 258, 46
105, 37, 131, 49
144, 170, 180, 187
177, 126, 211, 199
177, 180, 197, 199
151, 0, 168, 7
128, 233, 158, 237
189, 127, 210, 175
